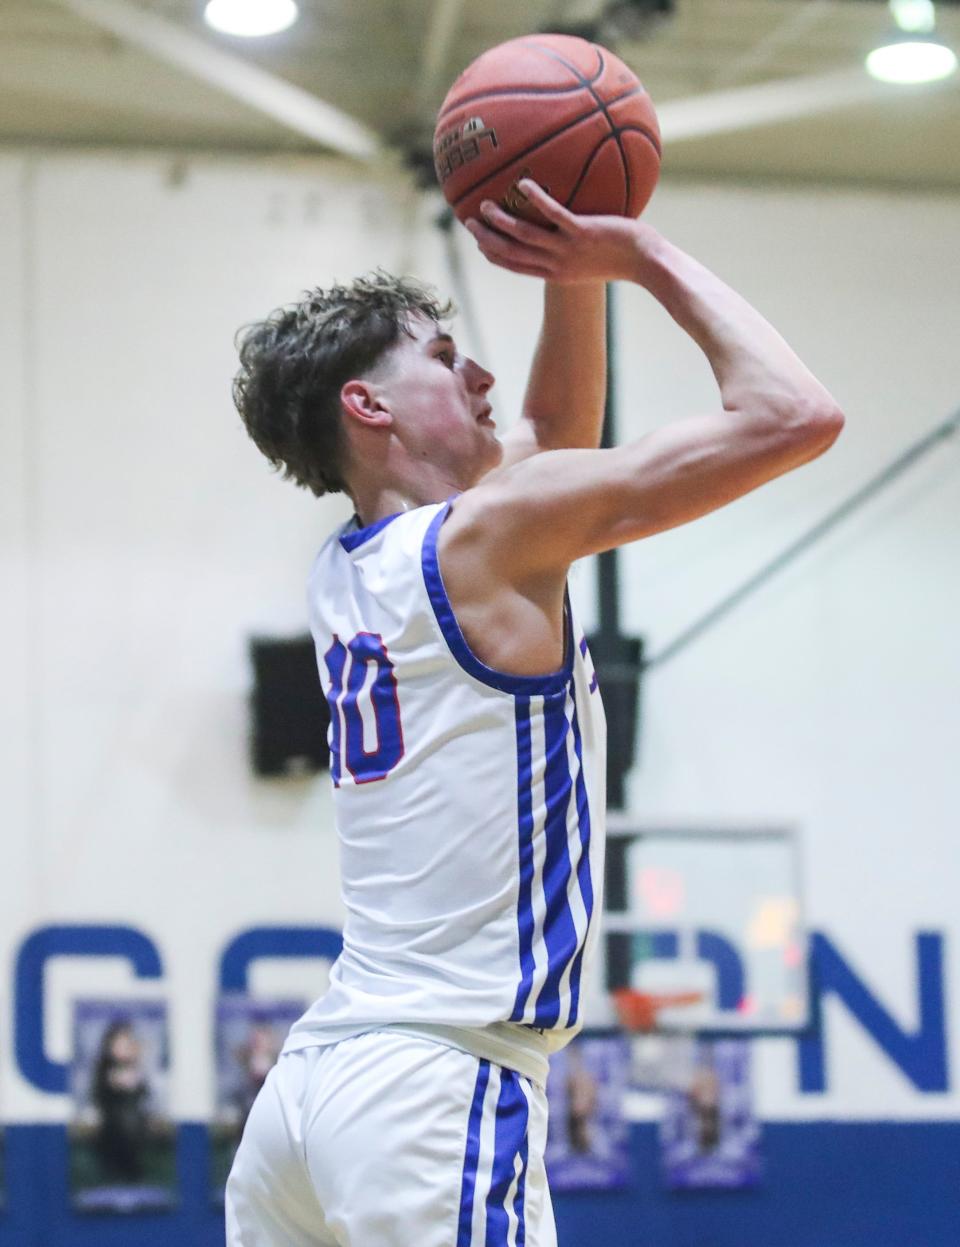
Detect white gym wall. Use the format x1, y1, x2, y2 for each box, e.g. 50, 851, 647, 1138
1, 148, 957, 1133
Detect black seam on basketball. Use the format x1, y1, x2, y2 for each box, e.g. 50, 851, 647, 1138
519, 46, 633, 211
438, 41, 604, 122
540, 48, 639, 213
520, 41, 605, 88
516, 49, 658, 198
563, 133, 616, 210
613, 126, 663, 159
450, 102, 607, 208
436, 79, 606, 122
612, 123, 631, 214
604, 85, 643, 107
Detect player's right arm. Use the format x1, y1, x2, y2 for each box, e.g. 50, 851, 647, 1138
451, 190, 844, 576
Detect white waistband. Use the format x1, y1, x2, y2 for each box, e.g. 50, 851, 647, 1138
378, 1021, 553, 1087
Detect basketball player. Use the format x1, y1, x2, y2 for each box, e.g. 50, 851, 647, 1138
226, 180, 843, 1246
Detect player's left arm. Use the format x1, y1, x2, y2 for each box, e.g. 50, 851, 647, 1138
492, 231, 607, 467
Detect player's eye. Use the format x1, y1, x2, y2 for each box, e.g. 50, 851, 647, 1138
437, 349, 456, 368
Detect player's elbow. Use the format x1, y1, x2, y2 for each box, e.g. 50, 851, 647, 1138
796, 397, 845, 455
771, 394, 844, 459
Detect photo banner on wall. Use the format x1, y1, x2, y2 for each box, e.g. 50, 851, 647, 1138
544, 1032, 632, 1192
211, 997, 306, 1202
69, 1000, 176, 1213
659, 1037, 761, 1189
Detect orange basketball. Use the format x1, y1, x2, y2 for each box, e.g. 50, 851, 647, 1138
433, 34, 661, 227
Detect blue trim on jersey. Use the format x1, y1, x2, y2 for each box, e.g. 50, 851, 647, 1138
485, 1071, 530, 1247
339, 511, 403, 552
510, 686, 595, 1031
534, 692, 579, 1027
421, 502, 574, 696
563, 693, 594, 1027
458, 1059, 491, 1247
510, 698, 537, 1022
513, 1134, 529, 1247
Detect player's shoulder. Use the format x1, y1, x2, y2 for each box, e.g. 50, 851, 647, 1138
440, 448, 578, 553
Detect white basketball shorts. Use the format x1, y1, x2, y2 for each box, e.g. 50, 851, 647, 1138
225, 1030, 556, 1247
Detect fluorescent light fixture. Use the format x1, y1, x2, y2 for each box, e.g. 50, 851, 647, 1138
204, 0, 299, 38
866, 38, 958, 83
890, 0, 936, 35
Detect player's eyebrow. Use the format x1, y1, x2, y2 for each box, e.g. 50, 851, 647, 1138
429, 331, 456, 349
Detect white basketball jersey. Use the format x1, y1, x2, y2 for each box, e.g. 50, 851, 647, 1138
283, 498, 607, 1062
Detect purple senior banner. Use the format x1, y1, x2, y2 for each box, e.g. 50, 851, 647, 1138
545, 1032, 632, 1192
660, 1037, 761, 1189
69, 1000, 176, 1213
210, 997, 306, 1201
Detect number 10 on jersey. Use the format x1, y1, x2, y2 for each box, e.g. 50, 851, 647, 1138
324, 633, 404, 784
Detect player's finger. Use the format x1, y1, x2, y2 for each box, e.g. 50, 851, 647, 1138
477, 200, 559, 250
517, 179, 576, 231
465, 217, 548, 263
465, 220, 555, 279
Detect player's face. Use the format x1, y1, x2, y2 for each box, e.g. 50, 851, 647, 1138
380, 315, 501, 484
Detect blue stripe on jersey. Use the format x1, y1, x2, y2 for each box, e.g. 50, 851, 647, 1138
510, 698, 537, 1022
485, 1070, 530, 1247
457, 1060, 492, 1247
562, 692, 595, 1027
421, 503, 574, 697
534, 690, 580, 1028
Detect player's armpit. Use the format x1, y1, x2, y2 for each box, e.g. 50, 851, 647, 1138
450, 401, 844, 578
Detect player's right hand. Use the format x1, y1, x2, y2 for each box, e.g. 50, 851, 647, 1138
464, 178, 661, 285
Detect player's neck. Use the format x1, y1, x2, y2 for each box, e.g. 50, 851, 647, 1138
351, 468, 466, 528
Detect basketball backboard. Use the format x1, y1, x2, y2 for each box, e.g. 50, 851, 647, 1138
604, 821, 808, 1033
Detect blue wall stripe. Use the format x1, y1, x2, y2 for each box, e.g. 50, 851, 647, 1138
456, 1059, 491, 1247
510, 698, 537, 1022
563, 694, 594, 1027
553, 1121, 960, 1247
484, 1072, 530, 1247
534, 692, 579, 1027
0, 1121, 956, 1245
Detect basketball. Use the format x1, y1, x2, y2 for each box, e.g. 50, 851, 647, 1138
433, 33, 661, 227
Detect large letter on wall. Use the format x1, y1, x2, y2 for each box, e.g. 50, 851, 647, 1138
15, 924, 164, 1093
799, 931, 947, 1093
219, 926, 343, 993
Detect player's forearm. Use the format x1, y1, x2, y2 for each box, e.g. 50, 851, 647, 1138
631, 227, 842, 430
521, 281, 606, 449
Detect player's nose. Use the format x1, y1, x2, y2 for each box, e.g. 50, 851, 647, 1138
464, 356, 495, 395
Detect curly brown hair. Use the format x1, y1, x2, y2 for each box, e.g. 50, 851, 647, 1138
232, 271, 454, 497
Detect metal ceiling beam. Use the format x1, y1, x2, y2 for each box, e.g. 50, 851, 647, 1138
658, 66, 935, 143
47, 0, 382, 161
415, 0, 466, 119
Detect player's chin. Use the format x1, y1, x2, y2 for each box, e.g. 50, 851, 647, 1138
481, 426, 503, 462
470, 429, 503, 482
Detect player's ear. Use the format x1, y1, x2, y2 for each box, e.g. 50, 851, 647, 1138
341, 379, 392, 430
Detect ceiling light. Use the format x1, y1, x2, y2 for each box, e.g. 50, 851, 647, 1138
203, 0, 299, 38
866, 37, 958, 84
890, 0, 936, 35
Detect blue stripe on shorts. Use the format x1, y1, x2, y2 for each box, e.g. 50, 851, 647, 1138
457, 1063, 530, 1246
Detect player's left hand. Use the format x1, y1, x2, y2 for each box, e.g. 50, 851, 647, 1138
464, 179, 658, 284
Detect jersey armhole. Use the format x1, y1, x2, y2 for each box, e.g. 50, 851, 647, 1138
420, 499, 575, 697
